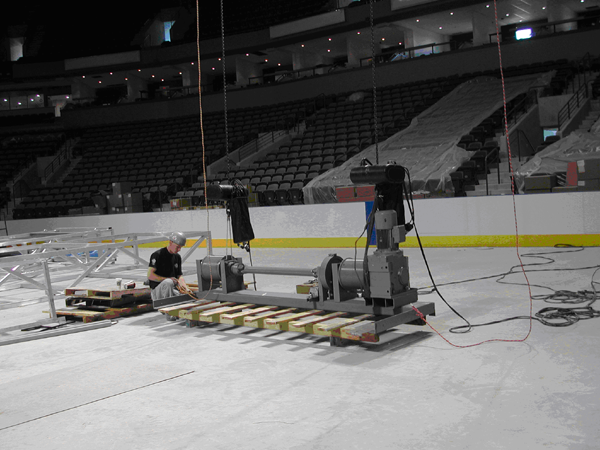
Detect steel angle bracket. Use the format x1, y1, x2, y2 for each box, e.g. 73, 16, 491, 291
339, 301, 436, 342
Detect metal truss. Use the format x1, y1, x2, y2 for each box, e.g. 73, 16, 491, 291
0, 228, 212, 311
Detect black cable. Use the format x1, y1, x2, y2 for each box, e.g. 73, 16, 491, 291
417, 243, 600, 331
401, 167, 474, 333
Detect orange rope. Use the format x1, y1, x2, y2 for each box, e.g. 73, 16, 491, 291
410, 0, 533, 347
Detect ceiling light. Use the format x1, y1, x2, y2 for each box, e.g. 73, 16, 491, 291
542, 6, 546, 9
66, 96, 70, 99
486, 4, 490, 7
328, 38, 332, 41
327, 49, 331, 52
109, 72, 113, 75
416, 19, 420, 22
506, 13, 510, 16
98, 81, 101, 84
301, 44, 305, 47
265, 59, 268, 62
357, 32, 361, 35
450, 12, 454, 15
439, 26, 443, 29
82, 75, 85, 78
212, 67, 215, 70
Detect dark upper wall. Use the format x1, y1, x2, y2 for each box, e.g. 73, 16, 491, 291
61, 27, 600, 130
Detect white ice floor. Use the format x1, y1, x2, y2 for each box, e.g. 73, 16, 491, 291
1, 245, 599, 449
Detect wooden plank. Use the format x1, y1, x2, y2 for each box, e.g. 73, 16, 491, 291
340, 320, 379, 343
198, 304, 255, 323
179, 302, 235, 321
100, 304, 154, 321
46, 307, 104, 323
220, 306, 279, 326
65, 285, 150, 300
243, 308, 297, 328
314, 314, 374, 337
264, 310, 323, 331
159, 301, 211, 319
288, 311, 348, 334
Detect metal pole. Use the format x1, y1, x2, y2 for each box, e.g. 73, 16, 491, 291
42, 260, 57, 320
240, 265, 316, 277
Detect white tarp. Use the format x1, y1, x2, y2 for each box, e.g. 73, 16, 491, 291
304, 72, 553, 204
515, 129, 600, 191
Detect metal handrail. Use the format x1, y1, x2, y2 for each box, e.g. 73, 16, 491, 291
359, 41, 454, 67
557, 82, 588, 130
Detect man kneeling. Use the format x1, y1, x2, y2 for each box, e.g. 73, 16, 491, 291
148, 232, 188, 301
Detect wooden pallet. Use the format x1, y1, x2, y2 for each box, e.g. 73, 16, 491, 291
46, 303, 154, 323
158, 300, 381, 343
65, 282, 151, 308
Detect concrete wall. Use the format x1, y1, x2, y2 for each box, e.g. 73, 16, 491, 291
7, 192, 599, 247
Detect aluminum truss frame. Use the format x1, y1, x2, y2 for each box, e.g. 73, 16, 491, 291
0, 229, 212, 309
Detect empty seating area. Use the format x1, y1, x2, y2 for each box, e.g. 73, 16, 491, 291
210, 78, 449, 206
8, 56, 596, 218
12, 99, 316, 218
0, 132, 65, 187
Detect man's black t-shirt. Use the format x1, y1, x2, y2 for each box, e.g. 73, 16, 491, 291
148, 247, 182, 289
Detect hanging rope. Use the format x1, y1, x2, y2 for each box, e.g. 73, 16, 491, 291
369, 0, 380, 165
194, 0, 213, 297
220, 0, 232, 182
409, 0, 534, 348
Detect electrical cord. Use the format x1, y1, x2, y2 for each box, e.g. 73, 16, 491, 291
442, 247, 600, 331
401, 166, 474, 333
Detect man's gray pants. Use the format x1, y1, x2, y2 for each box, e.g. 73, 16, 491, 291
150, 279, 180, 301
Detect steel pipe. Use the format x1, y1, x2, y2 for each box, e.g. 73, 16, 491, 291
234, 264, 316, 277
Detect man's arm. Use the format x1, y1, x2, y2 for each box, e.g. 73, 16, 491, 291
147, 267, 180, 285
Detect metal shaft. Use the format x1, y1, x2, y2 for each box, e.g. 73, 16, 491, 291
237, 265, 315, 277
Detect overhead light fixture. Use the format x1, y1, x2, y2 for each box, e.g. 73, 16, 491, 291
439, 26, 443, 29
328, 38, 332, 41
450, 12, 454, 15
416, 19, 420, 22
357, 31, 361, 35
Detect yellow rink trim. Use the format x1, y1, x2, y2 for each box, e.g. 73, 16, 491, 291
138, 234, 599, 249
